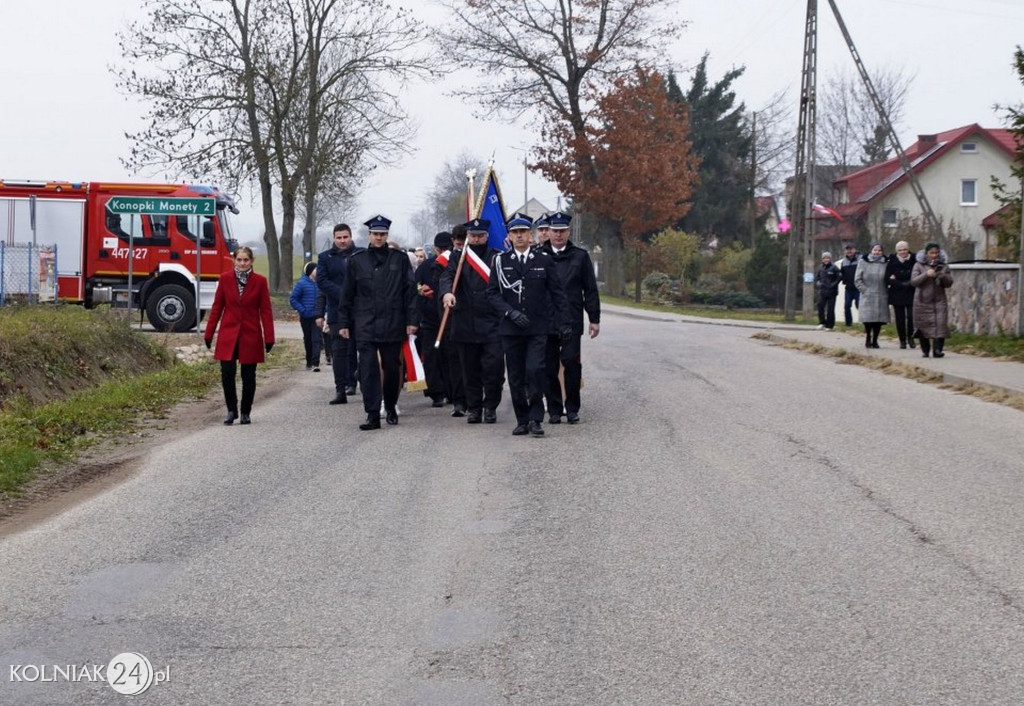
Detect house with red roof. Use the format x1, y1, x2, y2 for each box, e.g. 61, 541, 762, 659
812, 124, 1018, 259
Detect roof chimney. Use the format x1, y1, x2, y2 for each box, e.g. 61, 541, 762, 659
915, 134, 937, 157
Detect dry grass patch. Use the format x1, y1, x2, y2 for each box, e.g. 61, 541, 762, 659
753, 332, 1023, 412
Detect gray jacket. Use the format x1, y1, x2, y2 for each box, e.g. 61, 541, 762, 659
854, 255, 890, 323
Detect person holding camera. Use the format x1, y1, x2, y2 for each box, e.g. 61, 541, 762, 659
911, 242, 954, 358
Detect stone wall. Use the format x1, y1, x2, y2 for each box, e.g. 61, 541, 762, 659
947, 263, 1020, 335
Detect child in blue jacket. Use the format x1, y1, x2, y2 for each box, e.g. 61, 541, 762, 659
290, 262, 324, 370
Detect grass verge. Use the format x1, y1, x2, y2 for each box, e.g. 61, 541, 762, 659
604, 294, 818, 325
0, 363, 218, 497
752, 332, 1024, 412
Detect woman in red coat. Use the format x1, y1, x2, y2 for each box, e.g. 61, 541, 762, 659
204, 247, 275, 424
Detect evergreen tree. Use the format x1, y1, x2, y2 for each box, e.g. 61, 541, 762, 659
669, 54, 752, 244
745, 230, 787, 307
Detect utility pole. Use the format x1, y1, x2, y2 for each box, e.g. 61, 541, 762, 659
825, 0, 941, 240
750, 111, 758, 249
784, 0, 818, 321
1018, 177, 1024, 335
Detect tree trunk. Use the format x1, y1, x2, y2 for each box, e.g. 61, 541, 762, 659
595, 219, 625, 296
634, 246, 642, 303
258, 179, 280, 292
302, 186, 317, 263
279, 190, 297, 292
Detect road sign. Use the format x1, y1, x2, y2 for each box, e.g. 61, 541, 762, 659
106, 196, 215, 216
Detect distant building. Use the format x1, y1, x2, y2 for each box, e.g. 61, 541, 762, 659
510, 197, 553, 222
812, 124, 1017, 259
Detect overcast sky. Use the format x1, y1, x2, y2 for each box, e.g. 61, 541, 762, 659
1, 0, 1022, 250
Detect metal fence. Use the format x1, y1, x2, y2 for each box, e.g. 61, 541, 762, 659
0, 242, 58, 306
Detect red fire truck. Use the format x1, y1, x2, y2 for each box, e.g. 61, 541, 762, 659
0, 180, 239, 331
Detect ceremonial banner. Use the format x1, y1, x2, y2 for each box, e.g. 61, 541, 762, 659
472, 166, 510, 251
403, 334, 427, 392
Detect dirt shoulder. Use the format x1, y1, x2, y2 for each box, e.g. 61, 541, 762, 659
0, 365, 298, 537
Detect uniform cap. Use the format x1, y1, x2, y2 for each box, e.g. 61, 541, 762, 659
548, 211, 572, 230
364, 214, 392, 233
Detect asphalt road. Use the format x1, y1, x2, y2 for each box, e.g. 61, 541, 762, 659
3, 312, 1024, 705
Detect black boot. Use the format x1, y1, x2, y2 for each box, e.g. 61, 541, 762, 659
933, 338, 945, 358
865, 327, 872, 348
359, 415, 381, 430
920, 338, 931, 358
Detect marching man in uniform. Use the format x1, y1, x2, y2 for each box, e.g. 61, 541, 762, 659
339, 215, 418, 430
486, 213, 570, 437
541, 211, 600, 424
440, 218, 505, 424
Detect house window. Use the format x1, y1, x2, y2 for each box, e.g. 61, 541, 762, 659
881, 208, 898, 228
960, 142, 978, 154
960, 179, 978, 206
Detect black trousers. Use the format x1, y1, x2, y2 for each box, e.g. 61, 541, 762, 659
357, 340, 403, 417
817, 294, 836, 329
844, 287, 860, 326
892, 304, 914, 343
544, 334, 583, 417
299, 317, 322, 366
417, 328, 445, 400
328, 331, 350, 392
443, 334, 466, 407
220, 360, 257, 415
502, 334, 547, 424
457, 340, 504, 412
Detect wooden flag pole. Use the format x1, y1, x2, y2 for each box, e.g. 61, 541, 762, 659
435, 168, 477, 348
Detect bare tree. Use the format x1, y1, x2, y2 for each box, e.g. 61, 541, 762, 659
435, 0, 684, 294
818, 66, 913, 174
118, 0, 431, 291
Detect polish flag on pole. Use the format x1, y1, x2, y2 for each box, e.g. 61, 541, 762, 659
402, 334, 427, 392
812, 203, 844, 220
464, 245, 492, 282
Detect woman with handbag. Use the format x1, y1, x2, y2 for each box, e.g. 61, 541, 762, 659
204, 247, 276, 424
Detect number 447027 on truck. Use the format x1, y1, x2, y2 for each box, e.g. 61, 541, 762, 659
0, 180, 240, 331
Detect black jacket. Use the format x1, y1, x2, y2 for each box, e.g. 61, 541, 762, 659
438, 245, 503, 343
316, 244, 363, 325
885, 253, 916, 307
414, 256, 445, 331
541, 241, 600, 335
815, 262, 842, 298
839, 252, 861, 288
487, 248, 570, 337
338, 245, 418, 343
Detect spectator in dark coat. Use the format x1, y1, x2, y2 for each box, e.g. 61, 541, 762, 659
814, 251, 841, 331
339, 215, 419, 430
203, 247, 275, 425
540, 211, 600, 424
911, 243, 954, 358
885, 240, 916, 349
839, 242, 861, 326
317, 223, 363, 405
290, 262, 323, 370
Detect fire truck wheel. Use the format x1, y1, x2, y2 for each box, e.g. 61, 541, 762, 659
147, 283, 197, 332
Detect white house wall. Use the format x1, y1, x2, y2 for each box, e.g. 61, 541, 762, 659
866, 133, 1014, 256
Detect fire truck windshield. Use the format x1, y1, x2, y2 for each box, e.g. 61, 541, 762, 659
218, 209, 239, 254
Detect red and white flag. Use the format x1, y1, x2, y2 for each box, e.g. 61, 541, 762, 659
435, 249, 451, 268
402, 334, 427, 392
812, 203, 844, 221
